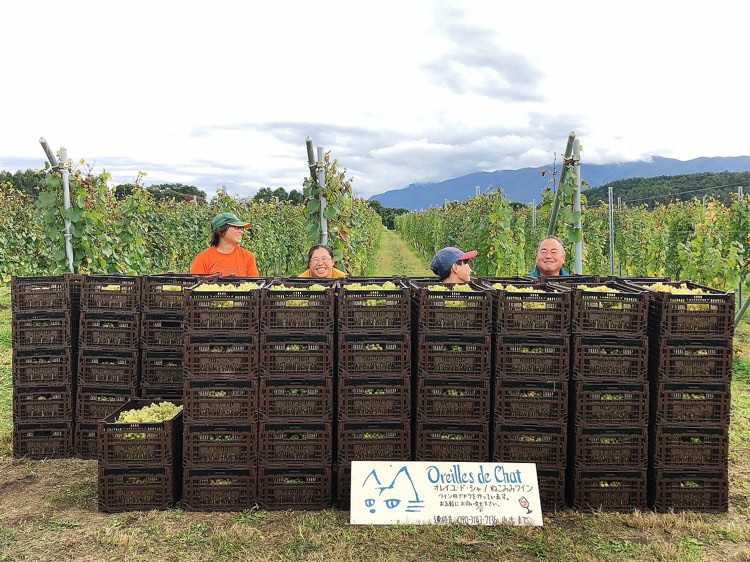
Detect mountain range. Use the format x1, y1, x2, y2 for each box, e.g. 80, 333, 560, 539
369, 156, 750, 210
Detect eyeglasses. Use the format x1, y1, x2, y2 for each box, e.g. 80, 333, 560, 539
310, 257, 333, 263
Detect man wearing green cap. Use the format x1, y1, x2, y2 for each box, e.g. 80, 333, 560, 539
190, 212, 259, 276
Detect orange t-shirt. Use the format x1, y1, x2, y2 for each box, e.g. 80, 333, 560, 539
189, 246, 259, 277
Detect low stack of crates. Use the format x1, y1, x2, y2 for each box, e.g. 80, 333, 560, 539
335, 277, 412, 507
485, 277, 571, 511
257, 278, 336, 510
11, 275, 79, 458
565, 280, 650, 511
634, 280, 734, 513
181, 277, 261, 511
75, 275, 141, 458
410, 279, 493, 465
98, 399, 183, 512
140, 274, 200, 401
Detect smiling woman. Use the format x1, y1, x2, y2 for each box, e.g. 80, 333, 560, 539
298, 244, 347, 279
189, 212, 259, 277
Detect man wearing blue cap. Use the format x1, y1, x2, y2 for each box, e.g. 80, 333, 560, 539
429, 246, 478, 283
190, 212, 259, 276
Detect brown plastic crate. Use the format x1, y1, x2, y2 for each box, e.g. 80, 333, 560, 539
75, 422, 99, 459
98, 465, 178, 513
538, 468, 567, 512
182, 467, 257, 512
418, 335, 491, 379
492, 424, 566, 468
12, 311, 72, 348
574, 426, 647, 470
261, 279, 336, 333
82, 274, 141, 311
184, 278, 261, 335
411, 280, 492, 335
653, 382, 730, 425
13, 386, 73, 422
572, 469, 647, 512
337, 377, 411, 421
573, 382, 648, 426
79, 310, 139, 349
337, 421, 411, 463
141, 273, 202, 311
415, 421, 488, 462
338, 335, 410, 378
572, 281, 648, 336
651, 426, 728, 469
258, 421, 332, 465
141, 312, 185, 349
76, 386, 135, 423
494, 379, 568, 425
77, 348, 139, 387
337, 277, 411, 334
572, 336, 648, 383
11, 275, 70, 311
650, 469, 728, 513
98, 399, 183, 467
183, 424, 257, 469
494, 336, 569, 381
183, 379, 257, 424
633, 280, 734, 338
184, 335, 258, 380
13, 421, 73, 459
12, 348, 73, 386
259, 378, 333, 421
141, 349, 184, 388
652, 339, 733, 383
258, 465, 331, 510
260, 334, 333, 379
490, 282, 571, 335
416, 378, 490, 422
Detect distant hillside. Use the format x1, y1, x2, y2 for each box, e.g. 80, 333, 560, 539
369, 156, 750, 210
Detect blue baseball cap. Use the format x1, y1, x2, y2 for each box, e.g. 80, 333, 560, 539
429, 247, 478, 278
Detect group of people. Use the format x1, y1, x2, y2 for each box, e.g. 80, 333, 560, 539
190, 212, 570, 280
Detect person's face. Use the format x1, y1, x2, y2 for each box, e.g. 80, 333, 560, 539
221, 225, 245, 246
536, 239, 565, 275
309, 248, 334, 278
453, 259, 472, 283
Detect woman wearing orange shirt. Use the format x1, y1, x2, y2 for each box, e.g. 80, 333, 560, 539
190, 212, 259, 276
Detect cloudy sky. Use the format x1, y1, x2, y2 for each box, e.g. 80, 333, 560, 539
1, 1, 747, 200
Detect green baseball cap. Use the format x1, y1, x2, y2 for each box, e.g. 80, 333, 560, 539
211, 212, 251, 231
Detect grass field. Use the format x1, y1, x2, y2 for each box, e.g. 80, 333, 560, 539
1, 281, 749, 561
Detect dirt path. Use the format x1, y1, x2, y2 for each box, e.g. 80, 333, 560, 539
369, 228, 434, 276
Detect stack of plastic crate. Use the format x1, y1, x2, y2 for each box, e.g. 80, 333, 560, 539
140, 274, 201, 401
256, 277, 336, 510
181, 277, 262, 511
11, 275, 78, 459
75, 275, 141, 459
484, 277, 571, 511
567, 280, 650, 511
633, 280, 733, 513
97, 399, 183, 512
410, 279, 493, 464
335, 277, 412, 507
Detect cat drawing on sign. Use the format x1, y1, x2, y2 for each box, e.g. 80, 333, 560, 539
361, 465, 425, 514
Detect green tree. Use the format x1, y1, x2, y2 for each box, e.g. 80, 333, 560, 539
0, 169, 46, 197
146, 183, 206, 202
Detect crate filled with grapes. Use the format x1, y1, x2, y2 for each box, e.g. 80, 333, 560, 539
650, 469, 728, 513
495, 336, 569, 381
12, 348, 73, 387
481, 280, 571, 335
416, 378, 490, 422
492, 424, 566, 467
653, 382, 730, 425
418, 335, 491, 379
183, 467, 257, 511
258, 421, 332, 465
337, 377, 411, 421
573, 426, 647, 470
141, 273, 202, 312
182, 379, 257, 424
261, 278, 336, 334
13, 421, 73, 459
184, 278, 263, 335
79, 311, 139, 350
652, 338, 733, 383
184, 335, 258, 380
632, 280, 735, 338
338, 277, 411, 334
11, 275, 70, 312
651, 426, 728, 469
494, 379, 568, 425
260, 334, 333, 379
183, 423, 257, 469
13, 385, 73, 423
571, 470, 647, 512
338, 334, 410, 378
258, 465, 331, 510
571, 281, 648, 336
573, 382, 648, 426
337, 421, 411, 463
98, 399, 183, 467
572, 336, 648, 383
12, 310, 72, 349
415, 421, 489, 462
77, 348, 139, 387
410, 280, 492, 335
140, 349, 184, 392
260, 377, 333, 421
81, 274, 141, 312
141, 312, 185, 349
98, 465, 179, 513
